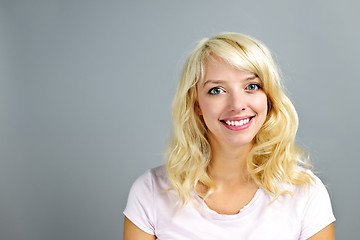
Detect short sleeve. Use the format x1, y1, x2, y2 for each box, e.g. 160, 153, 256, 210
299, 173, 336, 240
123, 170, 156, 235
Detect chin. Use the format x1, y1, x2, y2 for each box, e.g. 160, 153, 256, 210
226, 138, 254, 148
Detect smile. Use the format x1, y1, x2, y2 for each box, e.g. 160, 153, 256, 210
220, 116, 254, 131
224, 118, 250, 126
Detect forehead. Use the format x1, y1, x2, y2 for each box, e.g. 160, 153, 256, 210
200, 55, 257, 83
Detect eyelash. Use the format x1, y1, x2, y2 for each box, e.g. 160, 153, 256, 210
207, 83, 262, 95
245, 83, 262, 91
207, 87, 225, 95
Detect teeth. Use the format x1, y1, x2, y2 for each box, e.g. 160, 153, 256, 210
224, 118, 250, 126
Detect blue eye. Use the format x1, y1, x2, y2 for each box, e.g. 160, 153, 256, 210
246, 83, 261, 91
208, 87, 224, 95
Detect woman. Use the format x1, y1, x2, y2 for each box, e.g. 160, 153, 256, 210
123, 32, 335, 239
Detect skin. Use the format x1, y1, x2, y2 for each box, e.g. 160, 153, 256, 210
124, 56, 335, 239
196, 57, 268, 151
124, 217, 155, 240
195, 56, 267, 214
307, 223, 335, 240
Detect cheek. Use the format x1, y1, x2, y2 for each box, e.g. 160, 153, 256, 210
199, 101, 217, 118
197, 99, 221, 128
253, 94, 268, 114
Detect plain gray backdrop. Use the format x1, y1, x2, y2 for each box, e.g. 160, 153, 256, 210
1, 0, 359, 239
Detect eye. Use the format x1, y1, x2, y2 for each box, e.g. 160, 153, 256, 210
208, 87, 224, 95
246, 83, 261, 91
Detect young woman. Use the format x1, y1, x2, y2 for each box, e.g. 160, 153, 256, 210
123, 32, 335, 240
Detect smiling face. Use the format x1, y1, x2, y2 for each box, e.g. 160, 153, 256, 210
196, 56, 268, 149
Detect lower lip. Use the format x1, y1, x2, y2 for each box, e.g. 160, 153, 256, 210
221, 118, 253, 131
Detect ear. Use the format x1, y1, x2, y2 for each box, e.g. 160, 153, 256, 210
194, 101, 202, 115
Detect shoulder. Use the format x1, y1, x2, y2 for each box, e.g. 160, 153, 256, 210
128, 165, 170, 197
282, 167, 327, 194
292, 169, 336, 240
283, 169, 332, 206
302, 169, 334, 214
297, 169, 330, 198
123, 165, 169, 235
263, 169, 335, 239
305, 169, 325, 187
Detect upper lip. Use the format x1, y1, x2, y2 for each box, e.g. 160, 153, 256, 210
220, 115, 255, 121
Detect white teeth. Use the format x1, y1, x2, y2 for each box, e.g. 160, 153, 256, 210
224, 118, 250, 126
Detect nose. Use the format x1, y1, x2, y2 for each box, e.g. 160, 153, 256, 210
228, 91, 246, 112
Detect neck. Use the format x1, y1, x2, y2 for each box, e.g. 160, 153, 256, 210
208, 137, 253, 183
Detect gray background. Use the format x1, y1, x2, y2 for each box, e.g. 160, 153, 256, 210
0, 0, 359, 239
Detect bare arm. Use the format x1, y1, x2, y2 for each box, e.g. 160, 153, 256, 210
123, 217, 156, 240
307, 223, 335, 240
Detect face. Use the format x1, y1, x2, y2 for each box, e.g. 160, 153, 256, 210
196, 56, 268, 149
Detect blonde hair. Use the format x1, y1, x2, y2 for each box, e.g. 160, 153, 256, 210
166, 32, 313, 207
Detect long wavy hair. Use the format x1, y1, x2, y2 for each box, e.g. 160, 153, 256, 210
166, 32, 313, 207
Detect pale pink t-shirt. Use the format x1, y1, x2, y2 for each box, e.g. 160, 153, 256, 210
124, 166, 335, 240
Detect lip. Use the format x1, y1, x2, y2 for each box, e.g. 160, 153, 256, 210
220, 116, 255, 131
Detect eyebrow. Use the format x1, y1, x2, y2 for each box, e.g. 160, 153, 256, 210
202, 75, 259, 87
202, 80, 226, 87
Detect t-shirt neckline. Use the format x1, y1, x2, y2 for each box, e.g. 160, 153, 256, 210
191, 187, 265, 221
